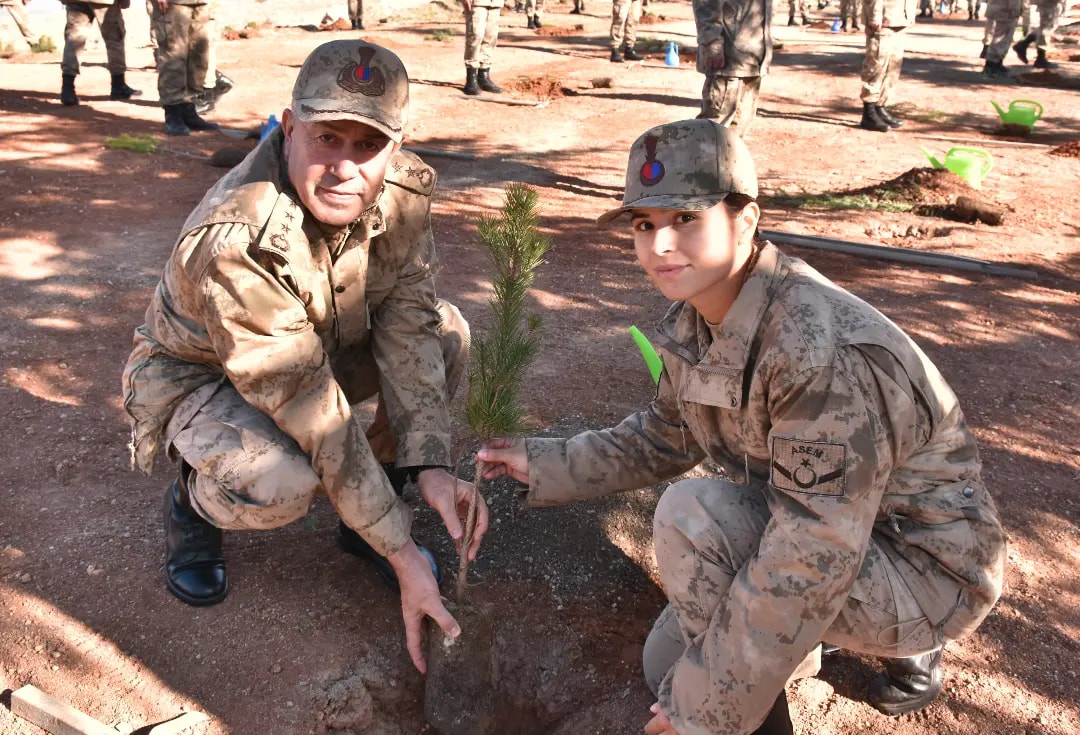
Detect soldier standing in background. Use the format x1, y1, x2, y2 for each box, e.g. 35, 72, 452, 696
858, 0, 918, 131
59, 0, 140, 106
1012, 0, 1065, 68
841, 0, 861, 30
149, 0, 218, 136
525, 0, 544, 29
981, 0, 1022, 76
693, 0, 771, 131
788, 0, 811, 24
461, 0, 504, 95
1, 0, 38, 51
348, 0, 365, 29
609, 0, 643, 62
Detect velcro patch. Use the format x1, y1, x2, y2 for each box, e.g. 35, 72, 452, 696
770, 437, 847, 497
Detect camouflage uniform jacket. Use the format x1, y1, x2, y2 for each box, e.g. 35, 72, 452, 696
122, 128, 449, 557
525, 243, 1005, 735
695, 0, 773, 78
864, 0, 919, 28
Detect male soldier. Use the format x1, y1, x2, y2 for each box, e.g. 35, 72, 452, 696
525, 0, 544, 29
858, 0, 918, 131
982, 0, 1022, 76
348, 0, 365, 29
149, 0, 218, 136
693, 0, 771, 131
609, 0, 643, 62
479, 119, 1006, 733
1012, 0, 1065, 68
840, 0, 861, 30
1, 0, 38, 51
461, 0, 504, 94
788, 0, 811, 24
59, 0, 140, 106
121, 39, 484, 673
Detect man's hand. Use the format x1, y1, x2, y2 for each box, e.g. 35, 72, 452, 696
644, 703, 680, 735
416, 468, 488, 561
476, 437, 529, 485
389, 539, 460, 673
154, 0, 170, 12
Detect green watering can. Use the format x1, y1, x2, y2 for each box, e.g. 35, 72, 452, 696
921, 146, 994, 189
991, 99, 1043, 130
629, 325, 662, 385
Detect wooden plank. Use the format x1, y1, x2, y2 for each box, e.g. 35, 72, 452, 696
145, 711, 210, 735
10, 685, 114, 735
914, 133, 1050, 149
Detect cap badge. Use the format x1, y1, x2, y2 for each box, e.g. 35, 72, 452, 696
337, 46, 386, 97
639, 135, 665, 187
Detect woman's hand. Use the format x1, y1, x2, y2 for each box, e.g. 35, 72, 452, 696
477, 437, 530, 485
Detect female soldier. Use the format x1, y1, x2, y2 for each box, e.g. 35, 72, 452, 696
479, 120, 1006, 735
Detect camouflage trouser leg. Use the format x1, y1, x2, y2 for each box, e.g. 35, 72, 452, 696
610, 0, 642, 49
985, 0, 1020, 62
982, 16, 995, 44
788, 0, 805, 16
699, 75, 761, 133
1020, 0, 1031, 35
349, 0, 363, 21
5, 3, 38, 46
203, 0, 216, 89
840, 0, 858, 23
165, 300, 469, 530
464, 4, 501, 69
525, 0, 546, 19
642, 478, 942, 697
1034, 0, 1064, 50
860, 26, 906, 105
62, 3, 127, 76
152, 2, 209, 106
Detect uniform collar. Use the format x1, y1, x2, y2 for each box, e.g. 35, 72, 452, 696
656, 241, 782, 372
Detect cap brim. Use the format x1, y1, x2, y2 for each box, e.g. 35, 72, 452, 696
292, 99, 404, 142
595, 194, 729, 225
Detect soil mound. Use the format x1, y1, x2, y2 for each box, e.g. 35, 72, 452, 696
637, 13, 667, 24
1019, 70, 1080, 90
1049, 140, 1080, 158
535, 25, 580, 37
506, 75, 566, 99
846, 166, 975, 204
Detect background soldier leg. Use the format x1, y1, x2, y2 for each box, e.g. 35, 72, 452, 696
1032, 0, 1064, 68
154, 2, 215, 135
60, 3, 95, 105
859, 26, 905, 131
984, 0, 1020, 72
5, 1, 37, 47
99, 4, 140, 100
349, 0, 364, 29
698, 75, 760, 133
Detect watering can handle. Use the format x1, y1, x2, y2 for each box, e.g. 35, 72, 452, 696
948, 146, 994, 176
1014, 99, 1044, 120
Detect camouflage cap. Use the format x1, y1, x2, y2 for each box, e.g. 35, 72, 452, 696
290, 40, 409, 142
597, 120, 758, 225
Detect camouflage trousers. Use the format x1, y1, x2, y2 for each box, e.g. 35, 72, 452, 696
860, 26, 906, 104
1034, 0, 1065, 50
699, 75, 761, 133
610, 0, 642, 49
788, 0, 806, 16
151, 1, 210, 106
984, 0, 1022, 62
840, 0, 859, 23
348, 0, 364, 21
525, 0, 546, 19
3, 1, 37, 47
62, 2, 127, 77
464, 2, 501, 69
982, 0, 1031, 44
164, 300, 469, 531
642, 478, 943, 698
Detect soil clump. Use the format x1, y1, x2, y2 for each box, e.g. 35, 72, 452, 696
506, 75, 567, 99
1049, 139, 1080, 158
535, 25, 580, 37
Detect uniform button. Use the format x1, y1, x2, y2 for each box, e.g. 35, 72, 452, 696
335, 285, 346, 293
962, 486, 975, 498
730, 397, 737, 407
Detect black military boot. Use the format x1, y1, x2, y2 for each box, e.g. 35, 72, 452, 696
788, 12, 799, 25
750, 691, 795, 735
876, 105, 903, 128
163, 104, 191, 136
851, 18, 859, 30
351, 17, 359, 29
1012, 32, 1035, 63
527, 14, 537, 28
60, 74, 78, 106
533, 15, 543, 28
477, 68, 504, 93
463, 66, 480, 95
982, 59, 1009, 78
868, 649, 943, 716
338, 464, 440, 592
164, 462, 228, 606
109, 73, 141, 101
979, 43, 988, 59
610, 47, 624, 62
1033, 48, 1056, 69
623, 43, 644, 61
860, 102, 891, 132
180, 102, 220, 131
570, 0, 584, 12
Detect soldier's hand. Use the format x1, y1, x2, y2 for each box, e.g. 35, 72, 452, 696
477, 437, 530, 485
417, 468, 489, 561
644, 703, 680, 734
154, 0, 170, 12
389, 539, 460, 673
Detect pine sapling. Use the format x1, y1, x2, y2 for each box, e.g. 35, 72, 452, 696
456, 183, 549, 602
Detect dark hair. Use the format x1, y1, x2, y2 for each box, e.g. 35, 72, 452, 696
722, 192, 760, 240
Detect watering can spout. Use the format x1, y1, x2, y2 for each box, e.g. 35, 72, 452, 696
921, 146, 944, 170
991, 100, 1006, 120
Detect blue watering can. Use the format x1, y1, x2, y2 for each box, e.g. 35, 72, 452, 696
665, 41, 680, 67
831, 16, 842, 32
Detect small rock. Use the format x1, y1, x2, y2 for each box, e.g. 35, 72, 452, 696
19, 573, 31, 583
87, 564, 105, 576
271, 663, 283, 674
50, 665, 59, 671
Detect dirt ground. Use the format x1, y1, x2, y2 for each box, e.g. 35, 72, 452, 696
1, 1, 1078, 733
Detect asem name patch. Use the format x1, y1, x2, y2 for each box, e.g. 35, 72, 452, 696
770, 437, 847, 497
